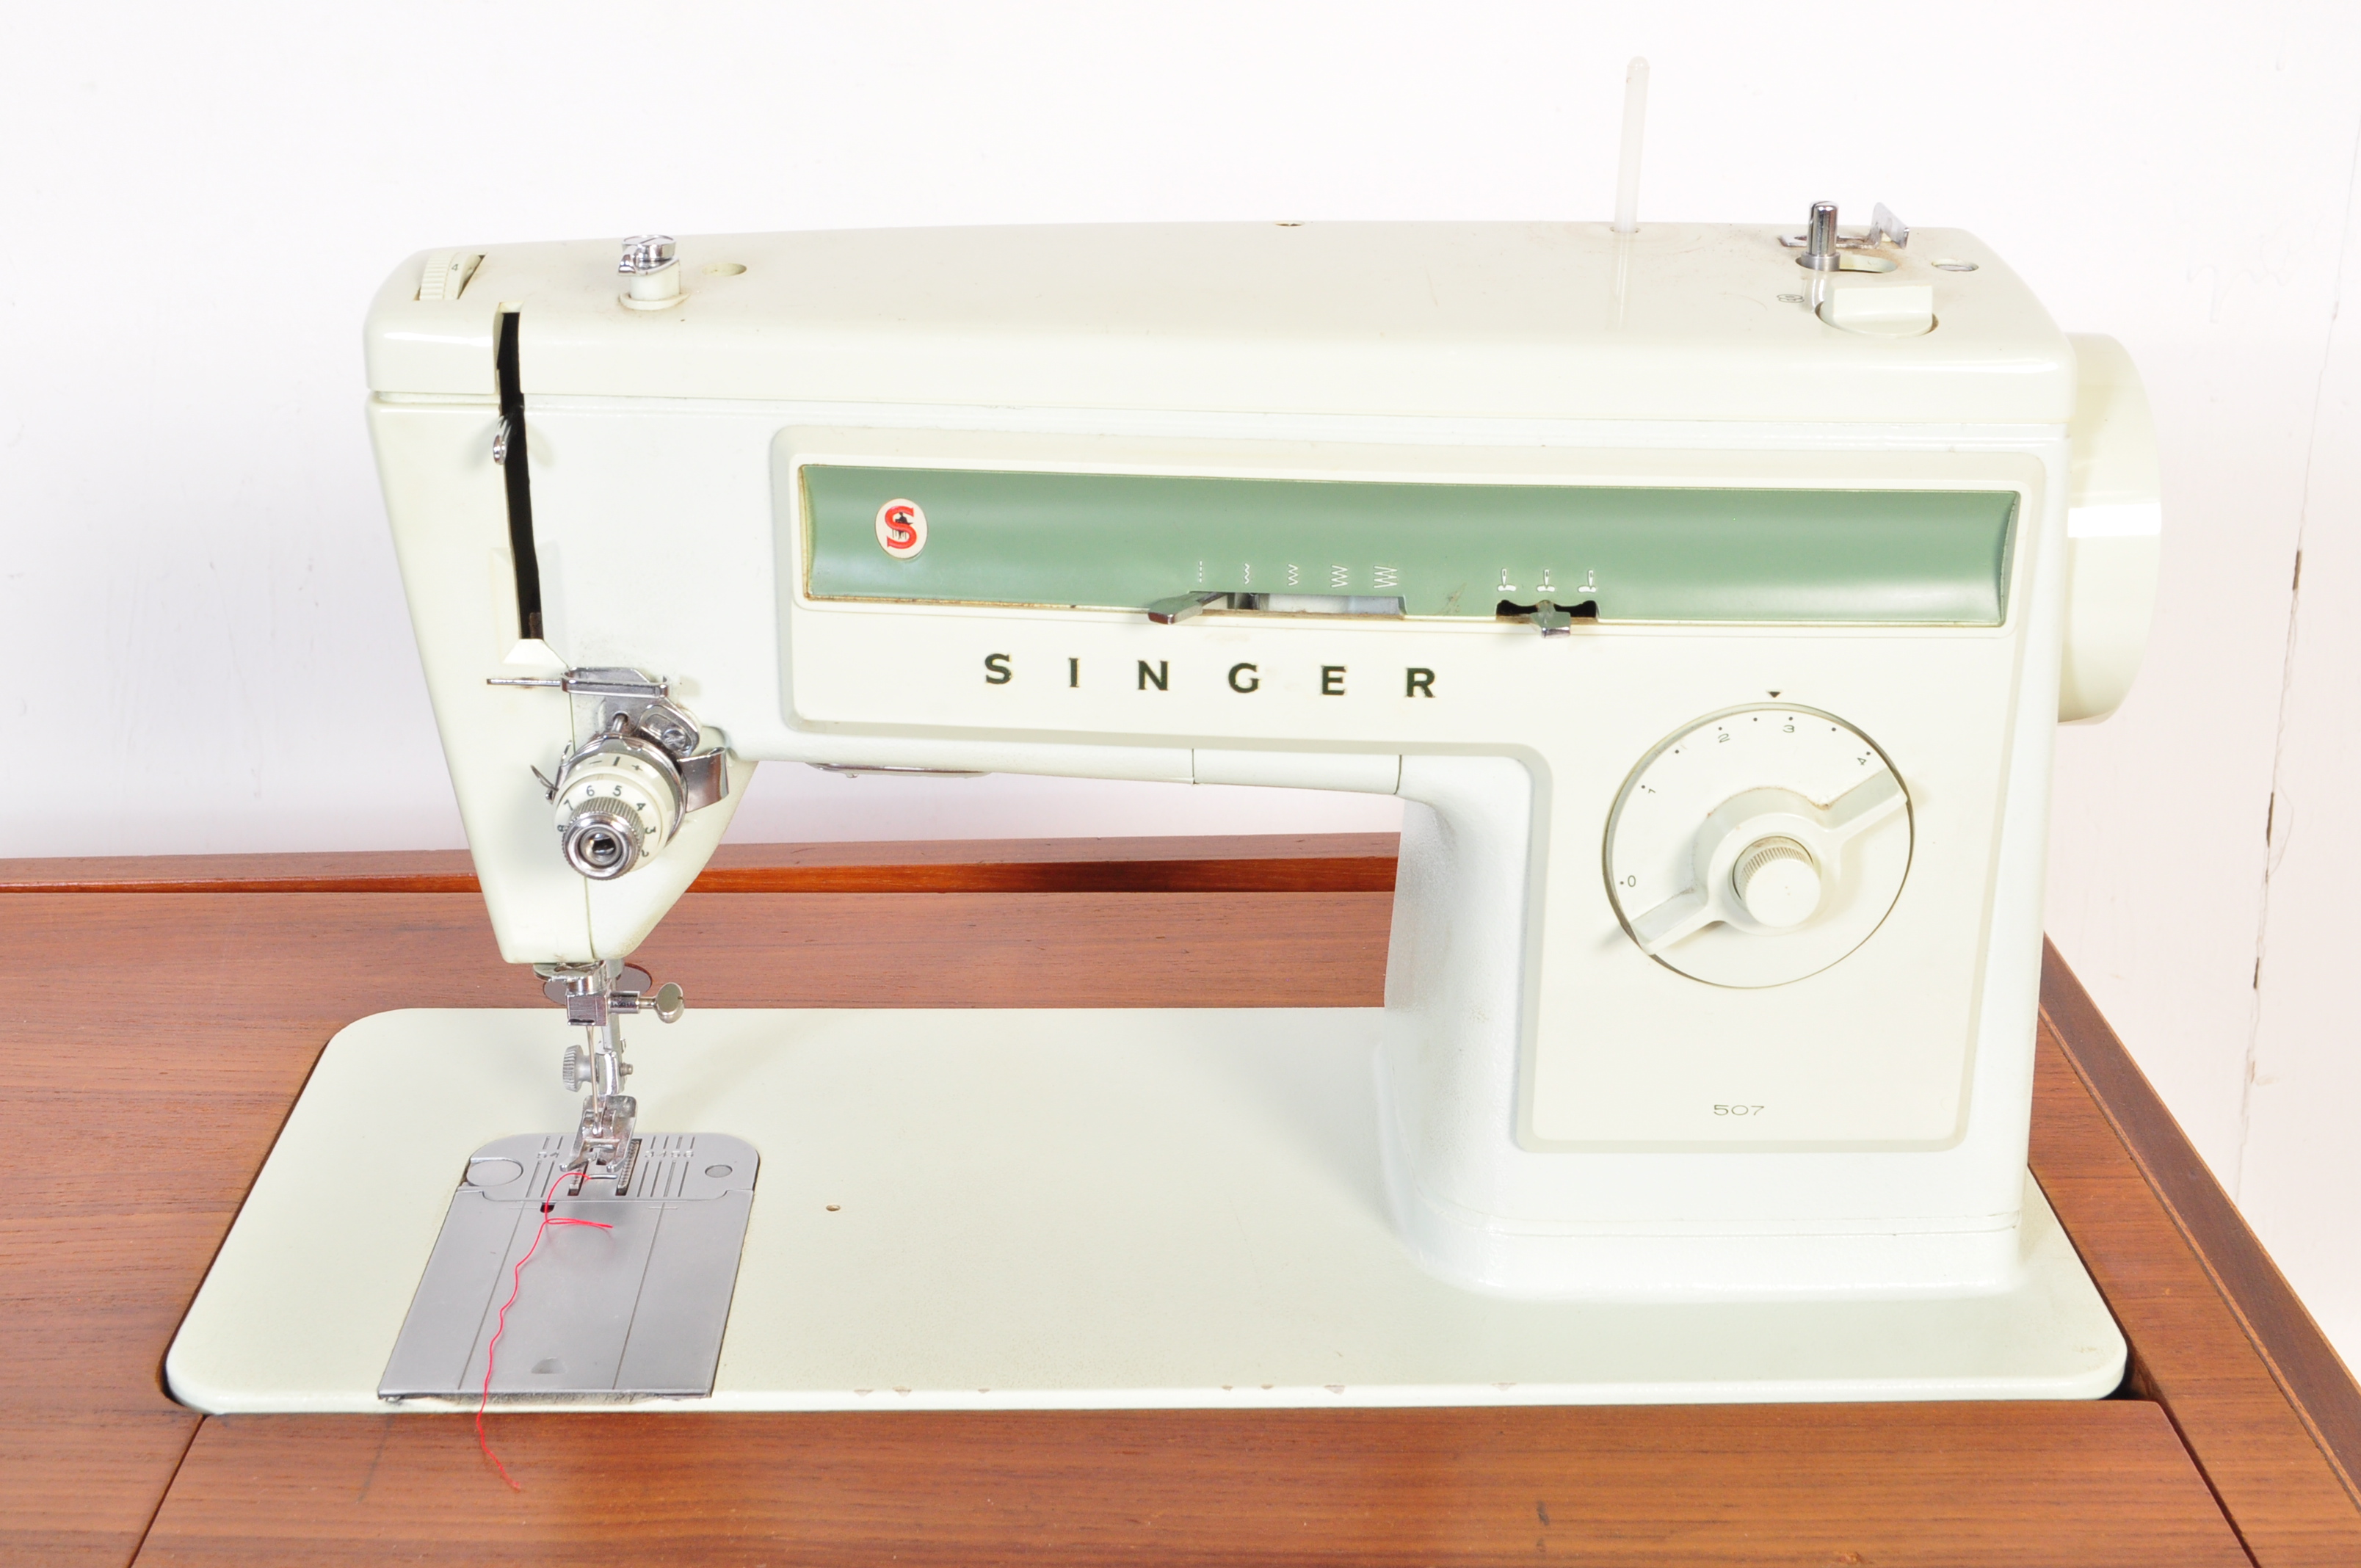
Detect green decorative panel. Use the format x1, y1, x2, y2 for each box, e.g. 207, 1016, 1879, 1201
802, 465, 2016, 624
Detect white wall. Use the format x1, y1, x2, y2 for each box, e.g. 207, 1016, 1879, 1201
7, 2, 2361, 1351
2239, 145, 2361, 1357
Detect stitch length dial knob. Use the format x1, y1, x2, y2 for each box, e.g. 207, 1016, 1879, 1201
1604, 705, 1912, 987
1732, 836, 1818, 926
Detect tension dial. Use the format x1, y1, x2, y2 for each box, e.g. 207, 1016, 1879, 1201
1603, 705, 1912, 987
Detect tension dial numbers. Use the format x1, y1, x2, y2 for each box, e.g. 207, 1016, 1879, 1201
1603, 705, 1913, 989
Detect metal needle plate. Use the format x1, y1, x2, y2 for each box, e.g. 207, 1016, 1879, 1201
379, 1133, 757, 1401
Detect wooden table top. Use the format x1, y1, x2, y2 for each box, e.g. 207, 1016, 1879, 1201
4, 834, 2357, 1567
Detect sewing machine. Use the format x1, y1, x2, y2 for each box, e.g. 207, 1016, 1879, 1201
169, 203, 2161, 1412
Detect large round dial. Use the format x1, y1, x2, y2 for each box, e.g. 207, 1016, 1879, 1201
1604, 705, 1912, 988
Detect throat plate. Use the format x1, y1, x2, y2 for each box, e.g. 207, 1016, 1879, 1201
379, 1133, 758, 1401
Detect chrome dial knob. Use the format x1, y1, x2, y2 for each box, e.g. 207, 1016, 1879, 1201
559, 794, 646, 880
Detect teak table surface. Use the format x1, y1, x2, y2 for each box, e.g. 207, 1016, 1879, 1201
4, 832, 2359, 1567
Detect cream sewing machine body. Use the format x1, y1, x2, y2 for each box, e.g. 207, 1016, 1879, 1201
167, 211, 2161, 1412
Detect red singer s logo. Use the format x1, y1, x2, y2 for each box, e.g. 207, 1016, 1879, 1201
874, 498, 927, 559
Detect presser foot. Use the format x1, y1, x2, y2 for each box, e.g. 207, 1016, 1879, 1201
378, 1132, 758, 1402
568, 1092, 639, 1187
538, 959, 686, 1187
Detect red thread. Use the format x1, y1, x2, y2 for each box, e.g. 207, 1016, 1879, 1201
476, 1163, 614, 1489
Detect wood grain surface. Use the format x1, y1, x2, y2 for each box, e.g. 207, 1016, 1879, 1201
137, 1404, 2241, 1568
2042, 943, 2361, 1502
2032, 945, 2361, 1565
0, 833, 1401, 895
3, 840, 2350, 1566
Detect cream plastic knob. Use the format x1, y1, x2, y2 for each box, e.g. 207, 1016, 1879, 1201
1732, 836, 1820, 929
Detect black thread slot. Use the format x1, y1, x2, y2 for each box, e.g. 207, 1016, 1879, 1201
1495, 598, 1598, 620
496, 311, 545, 640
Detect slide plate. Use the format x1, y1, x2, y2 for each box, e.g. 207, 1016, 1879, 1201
378, 1133, 756, 1400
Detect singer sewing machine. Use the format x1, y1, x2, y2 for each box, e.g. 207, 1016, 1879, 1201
169, 203, 2161, 1412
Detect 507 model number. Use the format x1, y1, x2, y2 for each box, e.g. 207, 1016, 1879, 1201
1713, 1104, 1766, 1117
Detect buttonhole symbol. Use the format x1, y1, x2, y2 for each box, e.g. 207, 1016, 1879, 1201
874, 498, 927, 559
